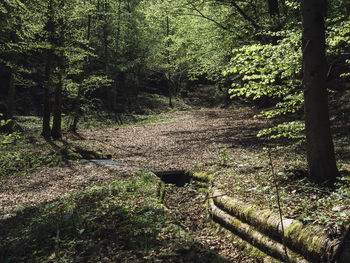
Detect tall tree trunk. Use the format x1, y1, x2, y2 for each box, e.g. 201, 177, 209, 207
112, 0, 122, 112
6, 67, 16, 130
103, 0, 113, 110
42, 72, 52, 139
51, 56, 63, 139
42, 0, 55, 139
166, 15, 173, 108
71, 88, 81, 132
52, 0, 65, 139
302, 0, 338, 184
71, 0, 92, 132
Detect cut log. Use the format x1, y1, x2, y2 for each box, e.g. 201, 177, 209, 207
209, 200, 309, 263
211, 189, 339, 262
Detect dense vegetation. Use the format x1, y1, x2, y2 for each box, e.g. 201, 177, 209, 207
2, 0, 350, 182
1, 0, 350, 261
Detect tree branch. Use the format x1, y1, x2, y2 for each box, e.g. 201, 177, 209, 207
212, 0, 260, 30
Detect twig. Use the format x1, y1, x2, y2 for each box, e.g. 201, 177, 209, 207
268, 148, 290, 263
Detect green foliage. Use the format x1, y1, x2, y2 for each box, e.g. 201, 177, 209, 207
212, 142, 229, 167
0, 116, 61, 178
257, 121, 305, 143
0, 174, 218, 262
223, 30, 306, 144
327, 17, 350, 79
225, 30, 302, 114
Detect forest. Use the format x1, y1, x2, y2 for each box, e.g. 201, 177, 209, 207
1, 0, 350, 262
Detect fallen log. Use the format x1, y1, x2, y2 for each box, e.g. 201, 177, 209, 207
211, 189, 340, 262
209, 200, 309, 263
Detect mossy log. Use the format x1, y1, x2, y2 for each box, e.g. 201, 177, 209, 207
210, 220, 282, 263
156, 171, 348, 262
211, 189, 340, 262
156, 181, 166, 204
209, 200, 309, 263
191, 172, 213, 183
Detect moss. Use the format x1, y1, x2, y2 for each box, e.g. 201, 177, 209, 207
242, 206, 257, 222
258, 210, 274, 232
194, 181, 209, 189
222, 225, 281, 262
191, 172, 213, 183
157, 181, 167, 204
232, 218, 243, 228
297, 227, 313, 253
285, 221, 303, 239
310, 236, 322, 253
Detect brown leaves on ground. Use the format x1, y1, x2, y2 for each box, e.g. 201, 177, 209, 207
0, 107, 269, 217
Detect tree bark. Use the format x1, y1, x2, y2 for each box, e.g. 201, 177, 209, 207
301, 0, 338, 184
166, 15, 173, 108
112, 0, 122, 113
71, 0, 92, 132
71, 88, 82, 133
51, 56, 63, 139
6, 67, 16, 130
103, 0, 113, 110
51, 0, 65, 139
42, 0, 54, 139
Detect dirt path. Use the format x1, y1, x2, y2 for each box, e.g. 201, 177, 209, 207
0, 107, 269, 216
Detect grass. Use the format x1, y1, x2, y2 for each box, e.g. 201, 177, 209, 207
0, 171, 230, 263
0, 117, 61, 178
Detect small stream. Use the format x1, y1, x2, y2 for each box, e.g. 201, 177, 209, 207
88, 159, 127, 166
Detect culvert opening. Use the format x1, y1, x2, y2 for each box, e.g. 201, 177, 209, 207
152, 170, 191, 187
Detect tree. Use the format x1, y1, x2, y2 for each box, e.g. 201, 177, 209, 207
301, 0, 338, 184
42, 0, 55, 139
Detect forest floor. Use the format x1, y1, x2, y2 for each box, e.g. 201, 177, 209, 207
1, 97, 350, 262
0, 107, 269, 216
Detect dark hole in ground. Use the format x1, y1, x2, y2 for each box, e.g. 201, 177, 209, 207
152, 170, 191, 187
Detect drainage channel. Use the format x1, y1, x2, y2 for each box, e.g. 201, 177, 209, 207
88, 159, 191, 187
85, 159, 274, 262
86, 159, 350, 262
88, 159, 127, 166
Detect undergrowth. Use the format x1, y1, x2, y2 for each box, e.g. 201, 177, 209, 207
0, 102, 188, 178
208, 146, 350, 239
0, 171, 227, 262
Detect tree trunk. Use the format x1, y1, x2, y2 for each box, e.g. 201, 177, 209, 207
166, 15, 173, 108
71, 0, 92, 132
42, 0, 55, 139
71, 88, 81, 132
42, 52, 53, 139
5, 67, 16, 130
112, 0, 122, 112
103, 0, 112, 110
301, 0, 338, 184
51, 56, 63, 139
42, 83, 51, 139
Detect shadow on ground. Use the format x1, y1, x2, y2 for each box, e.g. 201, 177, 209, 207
0, 175, 232, 263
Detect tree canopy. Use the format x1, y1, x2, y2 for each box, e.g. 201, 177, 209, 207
1, 0, 350, 183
